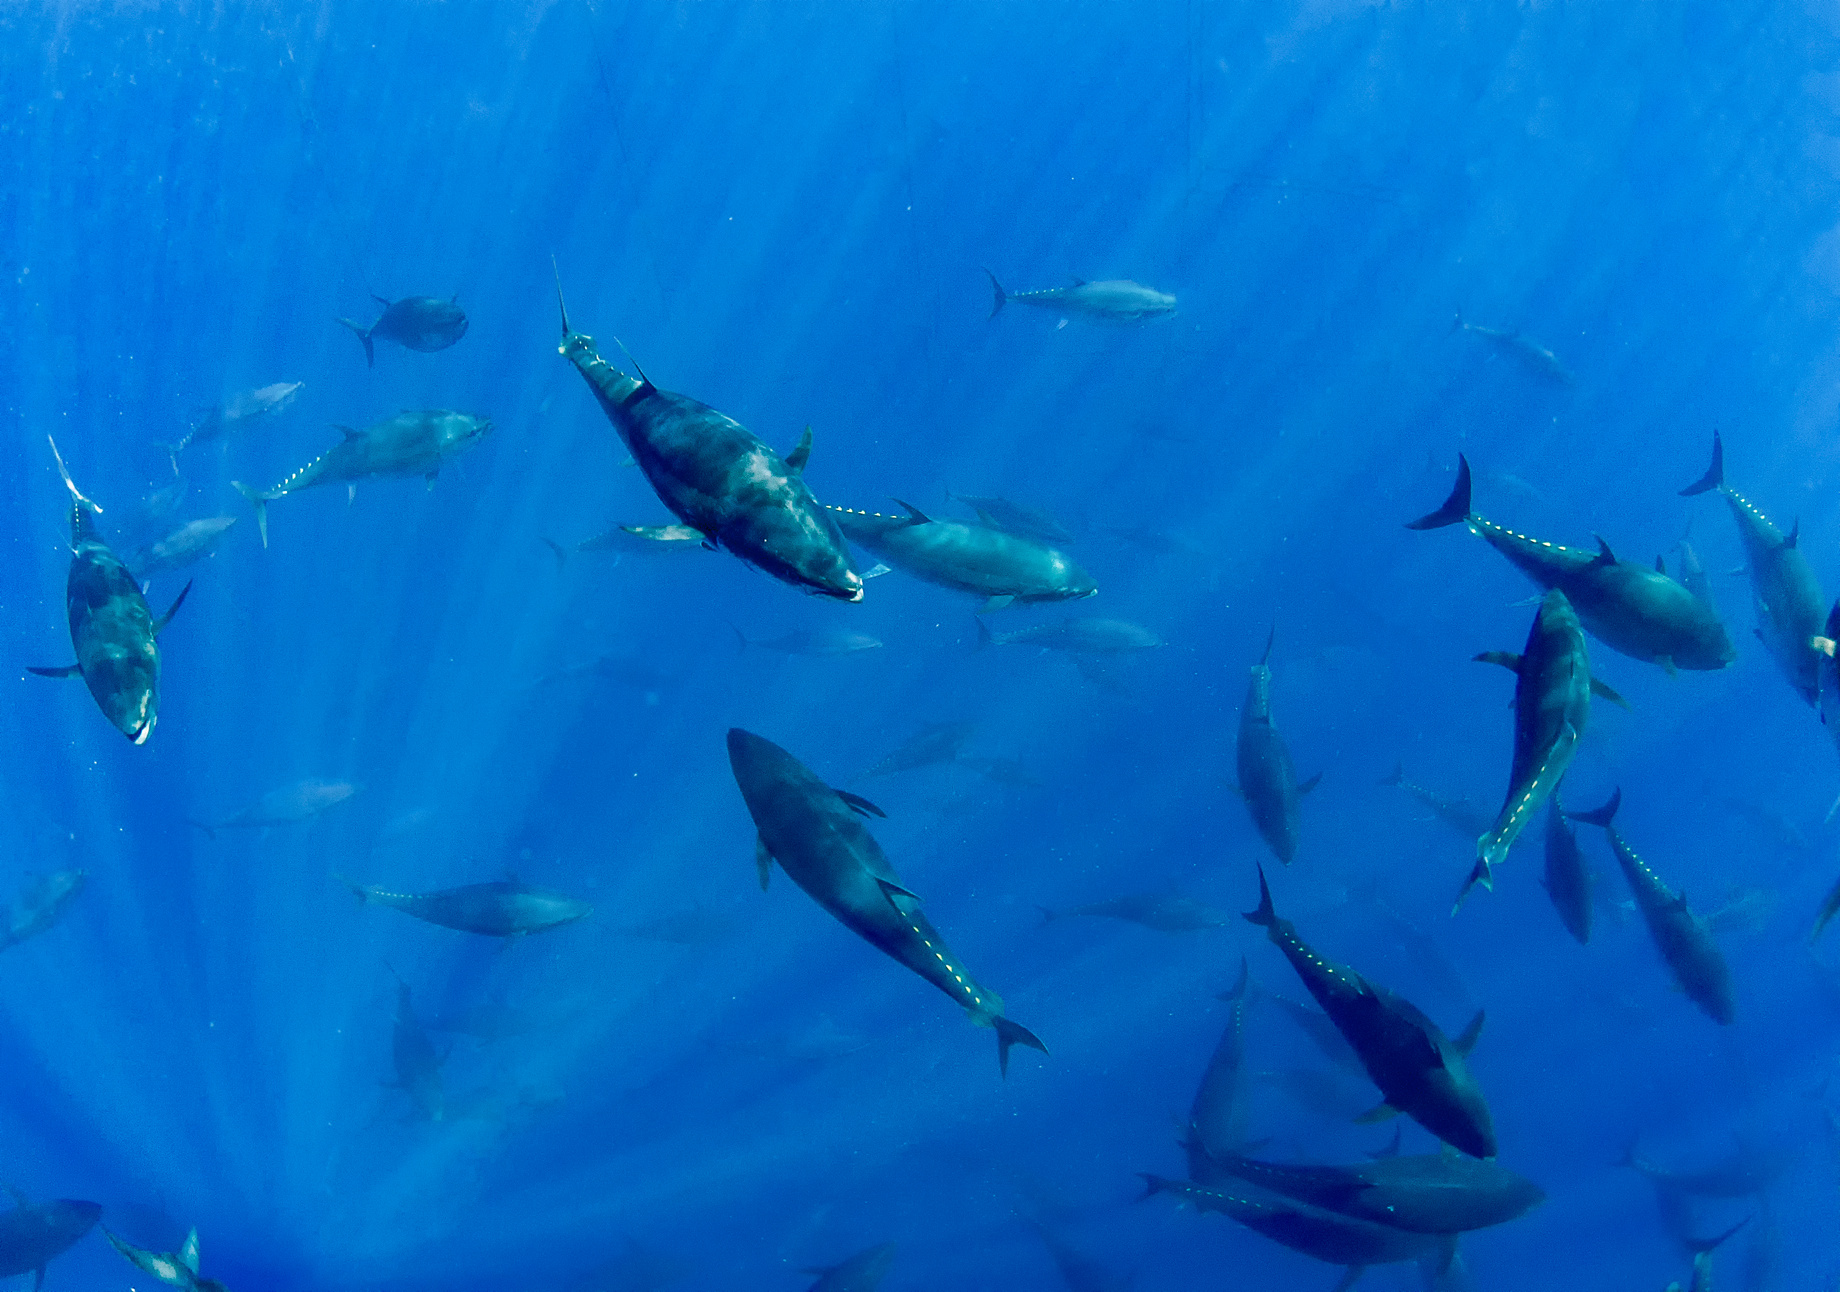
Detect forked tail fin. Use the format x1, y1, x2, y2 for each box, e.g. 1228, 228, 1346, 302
550, 254, 572, 338
1243, 865, 1278, 929
47, 436, 101, 514
1679, 431, 1725, 497
1565, 788, 1622, 828
232, 481, 270, 548
337, 317, 375, 367
1405, 454, 1472, 530
992, 1015, 1047, 1077
983, 268, 1007, 319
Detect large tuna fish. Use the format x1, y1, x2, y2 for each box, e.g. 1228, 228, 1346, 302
338, 875, 591, 938
985, 271, 1176, 321
0, 1191, 100, 1285
337, 295, 468, 366
831, 502, 1093, 611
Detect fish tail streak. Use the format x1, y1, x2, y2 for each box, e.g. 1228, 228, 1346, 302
337, 316, 375, 368
46, 436, 101, 515
231, 481, 270, 548
1453, 858, 1492, 913
1565, 787, 1621, 828
550, 254, 572, 338
334, 874, 369, 904
1679, 431, 1724, 497
1243, 865, 1278, 929
1405, 454, 1471, 529
993, 1015, 1047, 1077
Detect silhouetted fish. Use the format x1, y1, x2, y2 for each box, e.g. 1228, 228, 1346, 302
832, 501, 1092, 611
1380, 765, 1492, 839
733, 626, 883, 656
1039, 892, 1231, 933
167, 381, 303, 458
339, 876, 592, 938
801, 1241, 896, 1292
977, 618, 1162, 653
386, 969, 444, 1121
0, 869, 86, 952
1409, 455, 1734, 673
190, 779, 357, 839
1196, 1144, 1545, 1233
1237, 629, 1320, 866
30, 439, 190, 744
1187, 959, 1254, 1167
338, 295, 467, 366
232, 410, 493, 546
728, 729, 1045, 1075
950, 492, 1075, 545
1542, 797, 1592, 945
1450, 310, 1572, 384
125, 517, 237, 580
566, 524, 705, 561
1620, 1138, 1792, 1198
858, 721, 977, 779
0, 1191, 100, 1285
986, 271, 1176, 321
1023, 1218, 1128, 1292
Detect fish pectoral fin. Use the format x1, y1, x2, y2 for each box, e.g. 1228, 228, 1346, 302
1589, 676, 1631, 710
1786, 518, 1801, 549
1297, 772, 1323, 795
754, 835, 774, 891
862, 562, 892, 579
25, 664, 81, 679
1331, 1264, 1367, 1292
1453, 1008, 1486, 1056
425, 470, 439, 490
1472, 649, 1523, 674
153, 580, 193, 636
877, 878, 923, 910
1353, 1100, 1401, 1124
785, 425, 812, 474
979, 595, 1016, 613
834, 788, 887, 818
1658, 655, 1678, 677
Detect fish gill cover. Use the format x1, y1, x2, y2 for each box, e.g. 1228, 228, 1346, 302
1, 2, 1838, 1290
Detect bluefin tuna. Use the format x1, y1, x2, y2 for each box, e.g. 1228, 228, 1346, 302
1680, 432, 1824, 704
831, 502, 1091, 611
857, 721, 977, 779
975, 618, 1161, 653
190, 779, 357, 839
124, 517, 237, 580
0, 1191, 99, 1286
986, 271, 1176, 321
30, 439, 190, 744
232, 409, 493, 546
1244, 866, 1496, 1158
727, 728, 1045, 1075
338, 875, 592, 938
1187, 959, 1255, 1167
1450, 311, 1572, 384
1237, 629, 1320, 866
1408, 455, 1735, 672
386, 969, 445, 1121
0, 869, 86, 953
1567, 791, 1735, 1024
166, 381, 304, 459
103, 1226, 228, 1292
338, 295, 468, 367
1542, 797, 1593, 945
732, 626, 883, 657
950, 492, 1075, 545
1380, 764, 1493, 839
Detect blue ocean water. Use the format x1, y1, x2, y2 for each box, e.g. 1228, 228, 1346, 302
4, 1, 1840, 1288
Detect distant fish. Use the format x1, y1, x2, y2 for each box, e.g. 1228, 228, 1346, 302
801, 1241, 896, 1292
384, 969, 445, 1121
1039, 891, 1232, 933
339, 875, 592, 938
832, 501, 1093, 612
1236, 629, 1320, 866
426, 1002, 543, 1042
977, 618, 1163, 654
1542, 797, 1593, 945
1813, 604, 1840, 821
728, 728, 1046, 1075
0, 869, 86, 952
135, 462, 189, 528
1409, 455, 1735, 673
103, 1226, 229, 1292
1619, 1138, 1792, 1199
732, 625, 883, 657
232, 409, 493, 546
1266, 991, 1363, 1073
986, 271, 1176, 322
0, 1190, 100, 1286
30, 438, 190, 744
1379, 764, 1492, 839
1245, 866, 1496, 1158
1022, 1217, 1129, 1292
125, 517, 237, 580
1450, 310, 1572, 385
1568, 791, 1735, 1024
950, 492, 1074, 545
1680, 431, 1824, 705
166, 381, 304, 459
190, 778, 357, 839
858, 721, 977, 779
338, 295, 467, 367
550, 524, 706, 569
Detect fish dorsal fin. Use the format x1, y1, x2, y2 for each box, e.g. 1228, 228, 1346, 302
372, 294, 392, 307
1786, 518, 1801, 549
1453, 1009, 1485, 1056
180, 1228, 199, 1275
1070, 276, 1087, 287
877, 878, 922, 910
786, 426, 812, 474
1298, 771, 1323, 795
336, 425, 361, 440
1656, 554, 1666, 574
834, 788, 886, 818
1592, 535, 1617, 565
890, 497, 932, 524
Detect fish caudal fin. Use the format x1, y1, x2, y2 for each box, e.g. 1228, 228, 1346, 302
992, 1015, 1047, 1077
983, 268, 1007, 319
1405, 454, 1472, 530
1565, 787, 1621, 828
1136, 1173, 1177, 1201
1243, 865, 1278, 929
1379, 761, 1405, 787
334, 874, 368, 904
1453, 858, 1492, 913
337, 317, 375, 367
1679, 431, 1725, 497
46, 436, 101, 515
231, 481, 270, 548
974, 618, 994, 650
541, 537, 566, 572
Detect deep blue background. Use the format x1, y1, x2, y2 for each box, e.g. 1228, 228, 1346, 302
2, 2, 1840, 1288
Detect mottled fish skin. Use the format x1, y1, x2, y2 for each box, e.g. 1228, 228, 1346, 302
1680, 432, 1824, 706
831, 502, 1092, 606
1542, 798, 1592, 944
986, 272, 1176, 321
341, 877, 592, 937
1409, 455, 1735, 672
338, 295, 468, 366
1570, 792, 1735, 1025
1140, 1174, 1445, 1267
557, 321, 861, 601
0, 1196, 100, 1278
0, 869, 86, 952
1462, 588, 1591, 901
1244, 867, 1497, 1159
803, 1241, 896, 1292
726, 728, 1045, 1075
1237, 630, 1312, 866
1197, 1146, 1545, 1234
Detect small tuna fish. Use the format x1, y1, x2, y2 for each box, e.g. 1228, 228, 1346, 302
1568, 791, 1735, 1024
732, 626, 884, 656
0, 869, 86, 952
1542, 796, 1593, 945
190, 778, 357, 839
728, 728, 1046, 1075
801, 1242, 896, 1292
546, 524, 707, 572
167, 381, 304, 458
1187, 959, 1255, 1168
386, 969, 445, 1121
1039, 892, 1232, 933
0, 1191, 100, 1285
976, 618, 1162, 653
1681, 432, 1824, 705
857, 721, 977, 779
1450, 310, 1573, 384
338, 295, 468, 367
30, 439, 190, 744
125, 517, 237, 580
232, 409, 493, 546
1244, 866, 1496, 1158
553, 283, 860, 601
1409, 455, 1735, 673
103, 1226, 229, 1292
339, 875, 592, 938
950, 492, 1075, 545
985, 271, 1176, 321
832, 502, 1093, 611
1380, 764, 1493, 839
1236, 629, 1320, 866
